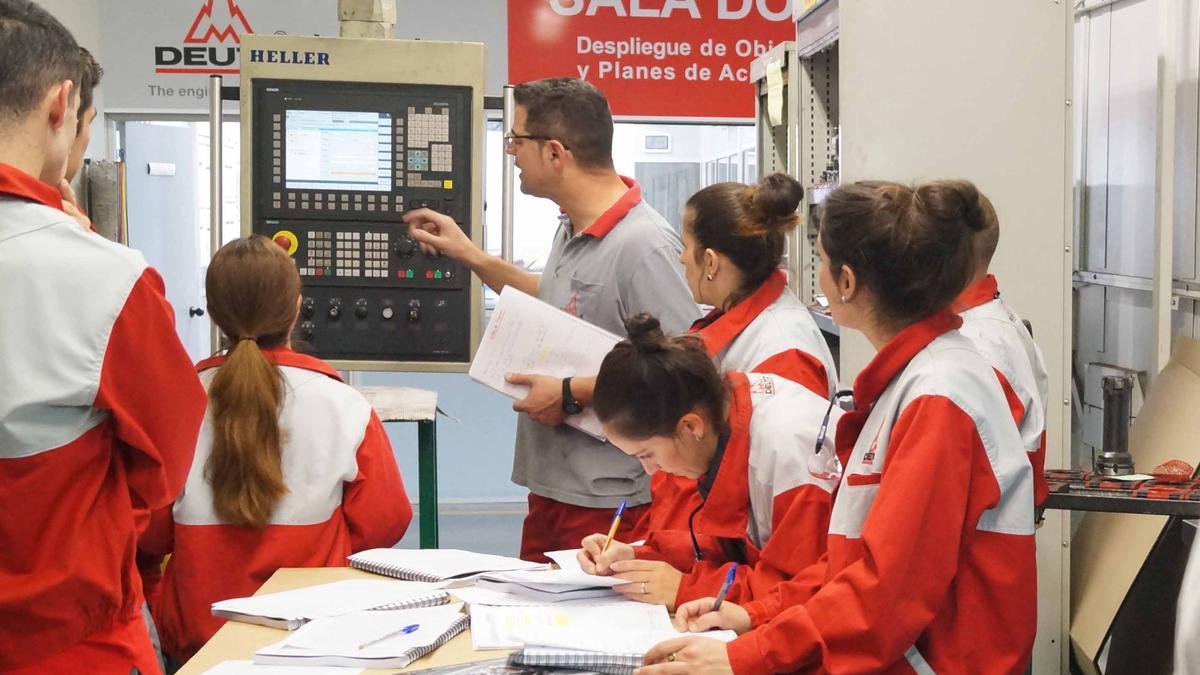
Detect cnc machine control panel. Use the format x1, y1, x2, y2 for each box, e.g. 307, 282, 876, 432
251, 79, 473, 363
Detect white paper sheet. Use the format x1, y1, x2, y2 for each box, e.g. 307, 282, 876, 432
451, 585, 632, 608
348, 548, 545, 582
516, 625, 739, 655
470, 603, 673, 650
469, 287, 622, 439
544, 548, 584, 573
256, 605, 465, 668
211, 579, 441, 629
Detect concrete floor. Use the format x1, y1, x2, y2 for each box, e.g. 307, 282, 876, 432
395, 501, 527, 557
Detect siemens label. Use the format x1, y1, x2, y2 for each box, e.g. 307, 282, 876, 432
248, 50, 331, 66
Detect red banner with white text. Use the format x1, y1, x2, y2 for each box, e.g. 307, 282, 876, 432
507, 0, 795, 119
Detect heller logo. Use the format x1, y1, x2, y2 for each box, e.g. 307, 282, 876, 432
155, 0, 254, 75
248, 49, 331, 66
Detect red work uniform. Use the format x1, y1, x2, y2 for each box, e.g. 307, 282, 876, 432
0, 164, 206, 673
726, 311, 1037, 675
141, 348, 412, 662
635, 373, 840, 607
954, 274, 1050, 505
645, 270, 838, 604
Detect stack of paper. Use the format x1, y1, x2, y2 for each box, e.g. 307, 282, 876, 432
254, 604, 468, 669
211, 579, 447, 630
477, 567, 624, 602
347, 548, 545, 585
470, 603, 677, 650
469, 287, 622, 440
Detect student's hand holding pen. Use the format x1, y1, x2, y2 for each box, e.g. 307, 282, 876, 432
577, 532, 634, 574
671, 596, 752, 634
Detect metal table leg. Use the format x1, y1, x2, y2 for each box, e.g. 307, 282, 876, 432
417, 419, 439, 548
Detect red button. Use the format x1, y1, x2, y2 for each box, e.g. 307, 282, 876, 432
315, 268, 324, 277
273, 235, 291, 250
425, 271, 434, 279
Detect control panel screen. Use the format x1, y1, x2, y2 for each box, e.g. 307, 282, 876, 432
284, 110, 392, 192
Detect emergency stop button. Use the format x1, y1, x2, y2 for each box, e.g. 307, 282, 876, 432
272, 229, 298, 256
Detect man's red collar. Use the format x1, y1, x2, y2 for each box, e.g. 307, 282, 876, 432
951, 275, 1000, 313
0, 163, 63, 210
577, 176, 642, 239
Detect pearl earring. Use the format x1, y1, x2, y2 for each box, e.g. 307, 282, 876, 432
706, 274, 713, 280
840, 295, 847, 303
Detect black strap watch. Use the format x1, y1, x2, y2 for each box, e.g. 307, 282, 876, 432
561, 377, 584, 415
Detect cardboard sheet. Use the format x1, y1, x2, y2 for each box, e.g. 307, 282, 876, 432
1070, 336, 1200, 673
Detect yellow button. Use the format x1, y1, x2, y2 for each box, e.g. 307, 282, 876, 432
442, 179, 453, 190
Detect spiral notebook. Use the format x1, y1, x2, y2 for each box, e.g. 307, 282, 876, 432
211, 579, 448, 630
507, 648, 642, 675
254, 604, 469, 668
507, 624, 738, 675
348, 548, 545, 584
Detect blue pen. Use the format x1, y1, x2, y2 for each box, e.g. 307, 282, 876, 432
601, 499, 627, 553
710, 563, 738, 612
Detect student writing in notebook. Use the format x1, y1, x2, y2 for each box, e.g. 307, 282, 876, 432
402, 78, 700, 560
644, 181, 1037, 675
139, 235, 413, 664
648, 172, 839, 580
576, 314, 840, 611
0, 2, 206, 671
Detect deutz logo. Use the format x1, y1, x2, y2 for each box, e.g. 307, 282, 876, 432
154, 0, 254, 75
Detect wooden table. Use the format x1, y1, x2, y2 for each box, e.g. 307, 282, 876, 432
179, 567, 509, 674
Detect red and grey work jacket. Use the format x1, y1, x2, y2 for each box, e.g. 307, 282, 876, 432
142, 349, 412, 662
637, 372, 840, 607
728, 311, 1037, 675
0, 163, 206, 671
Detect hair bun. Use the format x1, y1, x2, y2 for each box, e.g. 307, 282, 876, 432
624, 313, 667, 353
748, 173, 804, 234
916, 180, 994, 234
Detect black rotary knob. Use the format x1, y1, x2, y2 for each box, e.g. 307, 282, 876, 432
394, 237, 418, 258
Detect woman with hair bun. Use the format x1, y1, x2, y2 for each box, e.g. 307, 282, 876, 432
589, 173, 840, 612
682, 172, 836, 394
575, 313, 841, 612
649, 180, 1037, 675
138, 235, 413, 663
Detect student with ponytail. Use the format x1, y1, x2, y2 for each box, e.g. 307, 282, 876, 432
608, 173, 839, 611
575, 313, 840, 612
646, 181, 1037, 675
140, 235, 412, 662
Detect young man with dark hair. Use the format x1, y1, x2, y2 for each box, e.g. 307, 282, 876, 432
64, 45, 102, 183
403, 77, 700, 561
0, 1, 206, 671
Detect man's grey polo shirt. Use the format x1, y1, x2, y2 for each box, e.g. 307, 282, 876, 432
511, 180, 701, 509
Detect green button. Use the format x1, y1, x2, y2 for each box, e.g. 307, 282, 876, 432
406, 270, 413, 278
434, 270, 443, 279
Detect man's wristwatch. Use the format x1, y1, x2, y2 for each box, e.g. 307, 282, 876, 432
561, 377, 584, 415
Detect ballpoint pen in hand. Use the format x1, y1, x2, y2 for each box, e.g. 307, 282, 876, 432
710, 563, 738, 613
601, 499, 627, 553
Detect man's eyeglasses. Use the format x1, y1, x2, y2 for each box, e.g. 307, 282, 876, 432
504, 132, 569, 151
